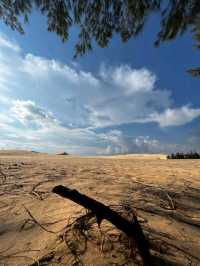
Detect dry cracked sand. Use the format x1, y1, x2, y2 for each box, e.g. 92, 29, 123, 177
0, 151, 199, 266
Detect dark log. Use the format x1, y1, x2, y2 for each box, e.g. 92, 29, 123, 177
52, 185, 152, 266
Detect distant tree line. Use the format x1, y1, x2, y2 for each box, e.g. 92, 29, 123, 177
167, 151, 200, 159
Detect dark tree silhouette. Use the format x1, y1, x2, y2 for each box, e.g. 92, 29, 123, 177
167, 151, 200, 159
0, 0, 200, 75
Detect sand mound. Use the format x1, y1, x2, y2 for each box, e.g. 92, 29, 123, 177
0, 150, 42, 156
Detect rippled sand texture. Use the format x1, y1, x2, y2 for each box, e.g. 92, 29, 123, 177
0, 151, 199, 265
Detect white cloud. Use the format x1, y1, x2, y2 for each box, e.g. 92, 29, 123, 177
0, 32, 200, 154
0, 98, 179, 155
0, 100, 103, 154
100, 130, 129, 154
0, 33, 20, 52
148, 106, 200, 127
133, 136, 165, 153
1, 34, 199, 129
99, 133, 183, 155
21, 53, 100, 87
10, 100, 58, 127
0, 99, 198, 154
100, 65, 156, 94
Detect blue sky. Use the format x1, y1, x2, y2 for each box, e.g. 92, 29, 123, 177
0, 11, 200, 155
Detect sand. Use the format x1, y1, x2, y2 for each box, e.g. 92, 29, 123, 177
0, 151, 199, 265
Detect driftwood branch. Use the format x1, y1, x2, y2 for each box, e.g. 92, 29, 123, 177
52, 185, 152, 266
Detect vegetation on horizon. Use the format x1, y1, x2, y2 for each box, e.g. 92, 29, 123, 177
167, 151, 200, 159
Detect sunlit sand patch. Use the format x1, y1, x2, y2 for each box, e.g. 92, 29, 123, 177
0, 150, 199, 265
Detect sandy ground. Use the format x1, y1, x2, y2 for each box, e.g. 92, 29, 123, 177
0, 151, 199, 265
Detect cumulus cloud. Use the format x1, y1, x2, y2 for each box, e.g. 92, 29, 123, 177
10, 100, 57, 127
1, 33, 200, 129
0, 100, 103, 154
0, 32, 200, 154
148, 106, 200, 127
100, 130, 129, 154
0, 98, 197, 154
0, 98, 183, 155
100, 133, 182, 155
100, 65, 156, 94
21, 53, 100, 87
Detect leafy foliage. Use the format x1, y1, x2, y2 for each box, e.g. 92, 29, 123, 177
0, 1, 200, 74
167, 151, 200, 159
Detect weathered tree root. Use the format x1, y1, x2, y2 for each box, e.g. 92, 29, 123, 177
30, 251, 55, 266
52, 185, 152, 266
